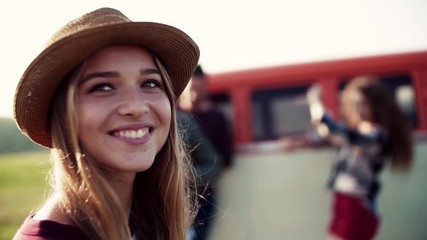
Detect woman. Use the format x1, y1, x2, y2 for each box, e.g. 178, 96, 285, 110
307, 76, 413, 240
13, 7, 199, 240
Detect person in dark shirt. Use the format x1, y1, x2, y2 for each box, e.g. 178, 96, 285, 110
182, 65, 234, 168
177, 110, 222, 188
179, 65, 234, 240
12, 7, 200, 240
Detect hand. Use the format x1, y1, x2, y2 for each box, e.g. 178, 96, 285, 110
307, 84, 325, 122
306, 84, 323, 105
309, 103, 325, 122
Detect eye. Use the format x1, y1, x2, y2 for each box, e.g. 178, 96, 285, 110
142, 80, 163, 89
88, 83, 114, 93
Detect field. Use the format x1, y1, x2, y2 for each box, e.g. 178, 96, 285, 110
0, 151, 50, 239
1, 145, 426, 240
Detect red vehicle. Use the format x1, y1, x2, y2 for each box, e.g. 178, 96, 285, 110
205, 50, 427, 152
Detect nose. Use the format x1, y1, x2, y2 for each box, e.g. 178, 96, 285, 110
117, 88, 149, 117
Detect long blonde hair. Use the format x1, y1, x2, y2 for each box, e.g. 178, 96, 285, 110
48, 49, 196, 239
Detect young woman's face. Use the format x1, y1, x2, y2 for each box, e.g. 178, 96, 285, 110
342, 89, 372, 128
76, 45, 171, 174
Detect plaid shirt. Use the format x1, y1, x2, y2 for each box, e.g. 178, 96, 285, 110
321, 114, 387, 212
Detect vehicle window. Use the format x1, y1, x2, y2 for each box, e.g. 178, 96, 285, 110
252, 85, 311, 140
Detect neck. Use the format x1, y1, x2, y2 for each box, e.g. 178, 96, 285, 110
194, 99, 211, 112
103, 171, 136, 215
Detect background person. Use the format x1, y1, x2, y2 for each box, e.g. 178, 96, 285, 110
180, 65, 234, 168
177, 110, 223, 240
179, 65, 234, 240
12, 7, 199, 240
306, 76, 413, 240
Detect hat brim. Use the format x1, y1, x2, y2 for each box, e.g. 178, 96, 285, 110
14, 22, 199, 148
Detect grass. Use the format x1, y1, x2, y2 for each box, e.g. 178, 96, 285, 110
0, 151, 50, 240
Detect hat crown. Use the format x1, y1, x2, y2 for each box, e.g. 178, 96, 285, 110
47, 8, 131, 47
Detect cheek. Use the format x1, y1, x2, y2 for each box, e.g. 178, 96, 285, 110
76, 99, 105, 142
77, 102, 95, 129
151, 94, 172, 133
76, 105, 92, 147
160, 100, 172, 130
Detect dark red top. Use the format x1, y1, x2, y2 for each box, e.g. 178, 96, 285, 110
13, 215, 88, 240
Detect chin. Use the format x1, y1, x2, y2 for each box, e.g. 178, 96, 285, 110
135, 164, 155, 172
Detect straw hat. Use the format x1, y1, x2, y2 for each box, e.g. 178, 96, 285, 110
13, 7, 200, 148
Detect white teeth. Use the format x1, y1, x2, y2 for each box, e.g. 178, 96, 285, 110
131, 131, 137, 138
115, 128, 148, 139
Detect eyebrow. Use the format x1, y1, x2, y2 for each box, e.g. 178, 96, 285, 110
81, 71, 119, 83
140, 68, 160, 75
81, 68, 161, 84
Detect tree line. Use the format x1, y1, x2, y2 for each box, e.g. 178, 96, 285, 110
0, 118, 44, 153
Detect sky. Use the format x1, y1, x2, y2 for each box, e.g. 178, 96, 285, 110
1, 0, 427, 118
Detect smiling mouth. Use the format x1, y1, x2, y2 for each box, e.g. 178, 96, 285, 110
111, 128, 150, 139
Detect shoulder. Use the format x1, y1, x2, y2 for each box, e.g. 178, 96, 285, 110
210, 108, 226, 118
359, 123, 387, 140
32, 195, 73, 225
13, 214, 88, 240
13, 196, 88, 240
196, 108, 227, 123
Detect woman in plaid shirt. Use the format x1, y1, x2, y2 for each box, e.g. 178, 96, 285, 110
307, 75, 413, 240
